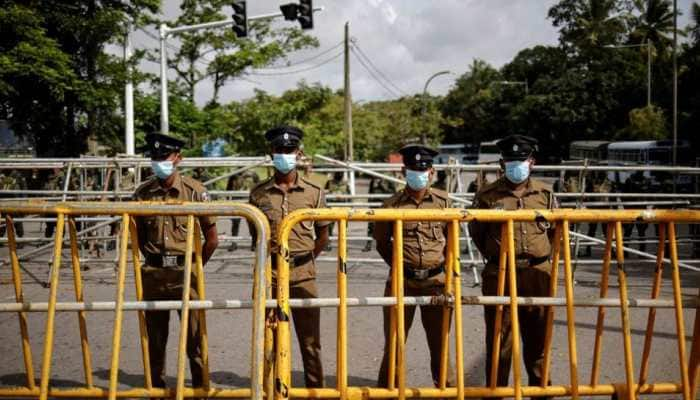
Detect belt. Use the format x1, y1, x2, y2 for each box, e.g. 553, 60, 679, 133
403, 265, 444, 280
272, 252, 314, 269
145, 254, 190, 268
488, 255, 549, 268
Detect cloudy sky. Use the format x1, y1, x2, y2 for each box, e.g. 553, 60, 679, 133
131, 0, 695, 106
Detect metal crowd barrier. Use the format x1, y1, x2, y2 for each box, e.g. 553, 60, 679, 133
275, 208, 700, 400
0, 202, 271, 400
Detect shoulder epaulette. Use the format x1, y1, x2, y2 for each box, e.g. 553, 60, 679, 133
301, 176, 322, 191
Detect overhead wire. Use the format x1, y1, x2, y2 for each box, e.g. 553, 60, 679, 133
259, 40, 344, 70
351, 40, 409, 96
247, 49, 344, 76
350, 46, 400, 98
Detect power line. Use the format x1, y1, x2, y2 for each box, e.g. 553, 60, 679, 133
350, 46, 400, 98
247, 49, 344, 76
351, 41, 408, 96
259, 40, 344, 70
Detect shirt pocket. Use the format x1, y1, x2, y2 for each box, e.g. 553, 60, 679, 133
144, 216, 160, 240
403, 221, 419, 237
431, 222, 446, 242
172, 216, 190, 241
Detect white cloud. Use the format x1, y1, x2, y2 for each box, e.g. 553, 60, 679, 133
130, 0, 696, 106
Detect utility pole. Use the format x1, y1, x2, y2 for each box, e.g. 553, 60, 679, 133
124, 22, 135, 155
343, 22, 355, 195
646, 38, 651, 107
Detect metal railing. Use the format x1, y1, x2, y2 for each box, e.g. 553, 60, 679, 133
0, 202, 271, 400
274, 208, 700, 400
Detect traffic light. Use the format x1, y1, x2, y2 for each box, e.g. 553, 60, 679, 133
232, 0, 247, 38
279, 1, 313, 30
298, 0, 313, 30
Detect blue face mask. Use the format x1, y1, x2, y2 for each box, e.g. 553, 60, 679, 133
151, 160, 174, 179
504, 160, 531, 184
273, 153, 297, 174
405, 169, 430, 190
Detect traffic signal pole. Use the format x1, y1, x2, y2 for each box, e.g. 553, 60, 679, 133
158, 6, 324, 135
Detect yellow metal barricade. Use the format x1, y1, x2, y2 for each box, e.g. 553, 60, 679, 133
275, 208, 700, 400
0, 201, 271, 400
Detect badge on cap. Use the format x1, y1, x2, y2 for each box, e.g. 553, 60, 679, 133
416, 154, 421, 161
283, 133, 289, 140
154, 141, 160, 148
513, 144, 518, 151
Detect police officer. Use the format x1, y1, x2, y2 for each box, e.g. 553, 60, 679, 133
133, 133, 219, 395
248, 125, 330, 388
469, 135, 555, 400
374, 144, 454, 388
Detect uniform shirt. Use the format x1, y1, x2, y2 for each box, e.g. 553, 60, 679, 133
133, 173, 215, 257
249, 173, 330, 283
374, 188, 450, 269
469, 177, 554, 265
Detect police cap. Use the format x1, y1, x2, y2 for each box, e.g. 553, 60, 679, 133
398, 144, 439, 170
139, 132, 185, 158
265, 125, 303, 148
496, 134, 538, 161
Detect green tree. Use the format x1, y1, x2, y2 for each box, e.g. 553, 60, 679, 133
441, 59, 503, 144
548, 0, 627, 52
629, 0, 675, 59
616, 105, 668, 140
0, 0, 159, 156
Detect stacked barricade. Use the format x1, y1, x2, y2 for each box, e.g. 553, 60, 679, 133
0, 202, 270, 400
0, 204, 699, 399
274, 208, 700, 400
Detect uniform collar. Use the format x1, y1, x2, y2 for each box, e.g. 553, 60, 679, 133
148, 171, 185, 194
494, 177, 541, 196
400, 187, 435, 205
265, 172, 306, 192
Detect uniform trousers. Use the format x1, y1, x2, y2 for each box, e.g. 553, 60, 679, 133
272, 278, 324, 388
141, 267, 204, 389
377, 278, 454, 388
482, 264, 551, 400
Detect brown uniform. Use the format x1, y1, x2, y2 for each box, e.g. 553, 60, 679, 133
469, 177, 555, 395
133, 173, 216, 389
249, 173, 330, 388
374, 188, 455, 387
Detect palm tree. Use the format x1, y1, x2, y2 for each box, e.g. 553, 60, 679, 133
630, 0, 676, 56
690, 2, 700, 43
575, 0, 626, 48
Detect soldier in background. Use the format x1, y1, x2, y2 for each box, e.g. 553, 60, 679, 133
324, 171, 348, 249
623, 171, 650, 254
227, 170, 260, 251
0, 170, 25, 241
584, 171, 612, 256
364, 175, 396, 252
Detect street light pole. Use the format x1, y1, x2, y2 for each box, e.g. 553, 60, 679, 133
421, 70, 451, 145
